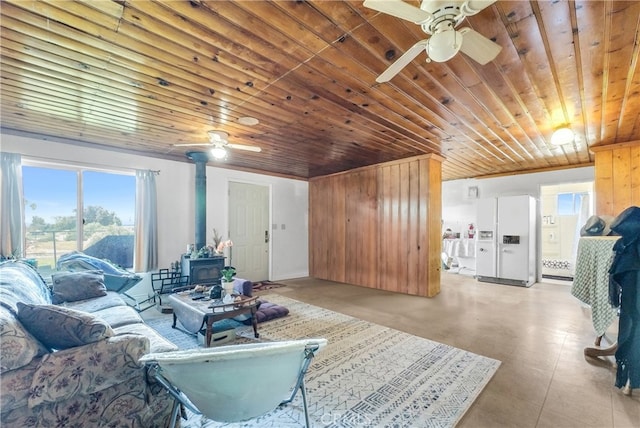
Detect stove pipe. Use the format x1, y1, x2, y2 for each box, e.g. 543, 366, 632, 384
187, 151, 209, 251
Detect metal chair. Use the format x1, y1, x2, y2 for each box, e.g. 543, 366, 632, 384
140, 338, 327, 428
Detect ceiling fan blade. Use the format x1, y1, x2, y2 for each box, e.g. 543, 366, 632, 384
363, 0, 432, 24
458, 27, 502, 65
227, 143, 262, 153
461, 0, 497, 16
376, 39, 429, 83
172, 143, 212, 147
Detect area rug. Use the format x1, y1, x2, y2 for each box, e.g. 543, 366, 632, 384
252, 280, 286, 292
145, 316, 241, 350
148, 295, 500, 428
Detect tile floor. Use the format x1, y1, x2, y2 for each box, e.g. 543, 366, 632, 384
260, 273, 640, 428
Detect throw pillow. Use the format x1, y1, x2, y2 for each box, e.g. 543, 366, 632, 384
0, 306, 49, 371
241, 301, 289, 325
50, 270, 107, 304
16, 303, 114, 350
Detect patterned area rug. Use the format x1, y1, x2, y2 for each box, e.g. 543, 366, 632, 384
148, 295, 500, 428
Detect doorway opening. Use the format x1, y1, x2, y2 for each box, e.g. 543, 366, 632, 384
540, 181, 593, 282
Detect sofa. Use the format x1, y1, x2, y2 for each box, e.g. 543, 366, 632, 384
0, 260, 179, 427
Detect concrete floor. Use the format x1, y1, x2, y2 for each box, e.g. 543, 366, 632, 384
264, 273, 639, 428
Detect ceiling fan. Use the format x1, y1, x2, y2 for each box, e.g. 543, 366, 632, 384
363, 0, 502, 82
173, 130, 262, 159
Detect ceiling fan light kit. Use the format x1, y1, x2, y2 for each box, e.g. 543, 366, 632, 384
210, 146, 227, 160
550, 127, 574, 146
426, 24, 461, 62
364, 0, 501, 82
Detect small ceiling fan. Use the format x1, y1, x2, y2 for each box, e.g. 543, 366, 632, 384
173, 130, 262, 159
364, 0, 502, 82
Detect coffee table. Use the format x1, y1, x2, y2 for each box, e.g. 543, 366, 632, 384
168, 290, 259, 347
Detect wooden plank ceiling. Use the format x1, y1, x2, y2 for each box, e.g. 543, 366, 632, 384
1, 1, 639, 180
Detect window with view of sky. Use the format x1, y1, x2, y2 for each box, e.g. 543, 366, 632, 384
22, 165, 135, 270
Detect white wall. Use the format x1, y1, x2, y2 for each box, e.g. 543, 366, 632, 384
442, 167, 595, 236
204, 166, 309, 281
1, 133, 309, 297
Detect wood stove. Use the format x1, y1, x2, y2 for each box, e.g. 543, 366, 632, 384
181, 255, 225, 286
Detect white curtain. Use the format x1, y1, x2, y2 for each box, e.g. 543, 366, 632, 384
1, 152, 24, 259
134, 170, 158, 272
572, 192, 591, 263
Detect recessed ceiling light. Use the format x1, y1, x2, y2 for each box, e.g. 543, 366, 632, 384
237, 116, 259, 126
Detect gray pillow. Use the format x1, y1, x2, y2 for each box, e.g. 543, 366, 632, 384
16, 303, 114, 350
50, 270, 107, 304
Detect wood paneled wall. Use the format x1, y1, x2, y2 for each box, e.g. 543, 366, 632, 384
309, 154, 444, 297
592, 141, 640, 217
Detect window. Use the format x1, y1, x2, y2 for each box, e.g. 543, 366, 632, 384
557, 193, 575, 215
23, 164, 135, 272
557, 192, 589, 216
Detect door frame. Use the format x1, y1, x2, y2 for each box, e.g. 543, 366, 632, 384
537, 180, 594, 283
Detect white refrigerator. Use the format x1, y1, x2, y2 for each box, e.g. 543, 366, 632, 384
476, 195, 537, 287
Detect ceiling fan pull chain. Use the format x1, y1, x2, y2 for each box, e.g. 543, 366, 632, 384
453, 27, 460, 50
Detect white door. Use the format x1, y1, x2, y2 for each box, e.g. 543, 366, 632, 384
228, 182, 269, 282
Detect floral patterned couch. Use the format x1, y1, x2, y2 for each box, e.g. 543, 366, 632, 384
0, 260, 179, 427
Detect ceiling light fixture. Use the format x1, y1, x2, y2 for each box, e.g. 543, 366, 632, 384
426, 24, 461, 63
211, 146, 227, 160
550, 126, 574, 146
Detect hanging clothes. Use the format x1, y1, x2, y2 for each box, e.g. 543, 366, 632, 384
608, 206, 640, 390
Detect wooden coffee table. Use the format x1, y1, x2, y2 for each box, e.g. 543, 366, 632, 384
168, 291, 259, 347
